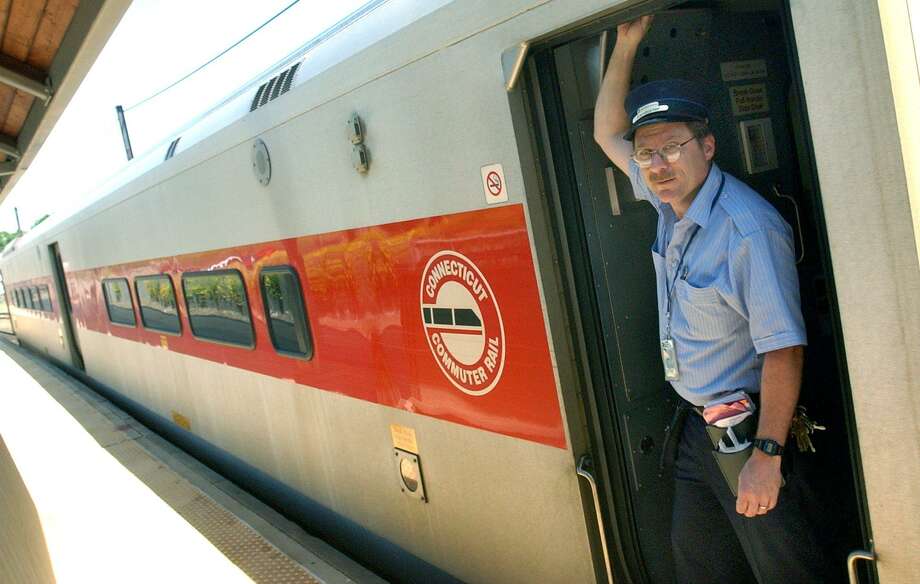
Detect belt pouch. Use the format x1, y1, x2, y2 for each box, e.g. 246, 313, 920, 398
706, 414, 757, 497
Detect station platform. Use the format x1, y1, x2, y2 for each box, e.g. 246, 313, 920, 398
0, 335, 386, 584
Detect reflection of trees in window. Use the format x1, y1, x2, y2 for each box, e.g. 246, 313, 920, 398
102, 278, 136, 326
182, 270, 253, 346
139, 278, 177, 312
184, 274, 246, 317
105, 280, 132, 309
263, 273, 291, 323
136, 275, 180, 334
260, 267, 313, 358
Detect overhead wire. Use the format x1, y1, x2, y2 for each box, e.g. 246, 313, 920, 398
124, 0, 301, 112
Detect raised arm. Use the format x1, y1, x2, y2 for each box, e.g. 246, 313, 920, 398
594, 16, 653, 173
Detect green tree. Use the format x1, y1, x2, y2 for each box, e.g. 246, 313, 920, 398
0, 230, 18, 252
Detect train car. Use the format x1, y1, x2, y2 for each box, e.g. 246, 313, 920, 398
1, 0, 917, 582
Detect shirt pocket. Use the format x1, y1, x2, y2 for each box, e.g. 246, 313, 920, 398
674, 279, 741, 340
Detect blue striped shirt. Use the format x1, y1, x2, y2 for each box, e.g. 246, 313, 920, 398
629, 161, 807, 405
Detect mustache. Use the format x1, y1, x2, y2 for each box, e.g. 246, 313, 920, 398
649, 171, 676, 182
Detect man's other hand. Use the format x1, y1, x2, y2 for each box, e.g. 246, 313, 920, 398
736, 450, 783, 517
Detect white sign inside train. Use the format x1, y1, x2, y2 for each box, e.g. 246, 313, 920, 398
720, 59, 768, 82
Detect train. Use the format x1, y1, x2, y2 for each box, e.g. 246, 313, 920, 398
1, 0, 917, 582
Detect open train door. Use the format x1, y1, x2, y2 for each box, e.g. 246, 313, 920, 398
49, 242, 84, 371
523, 1, 875, 582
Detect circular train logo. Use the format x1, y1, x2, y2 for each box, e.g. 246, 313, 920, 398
420, 251, 505, 396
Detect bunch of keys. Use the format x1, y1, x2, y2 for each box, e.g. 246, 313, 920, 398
790, 405, 826, 453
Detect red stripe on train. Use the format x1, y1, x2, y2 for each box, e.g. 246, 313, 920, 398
65, 204, 566, 449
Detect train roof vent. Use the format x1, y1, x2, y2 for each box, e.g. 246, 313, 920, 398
250, 62, 301, 112
164, 137, 181, 161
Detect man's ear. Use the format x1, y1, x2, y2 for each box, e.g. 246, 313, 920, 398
702, 134, 716, 161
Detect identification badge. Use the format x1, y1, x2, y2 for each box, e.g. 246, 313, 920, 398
660, 338, 680, 381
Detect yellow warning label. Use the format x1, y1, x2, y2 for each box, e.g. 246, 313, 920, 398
171, 411, 191, 430
160, 335, 169, 349
390, 424, 418, 454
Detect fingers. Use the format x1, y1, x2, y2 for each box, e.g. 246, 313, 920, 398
617, 15, 655, 42
736, 492, 778, 517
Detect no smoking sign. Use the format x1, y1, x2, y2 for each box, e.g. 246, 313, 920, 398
480, 163, 508, 204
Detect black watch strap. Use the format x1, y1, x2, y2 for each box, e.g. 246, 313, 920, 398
752, 438, 785, 456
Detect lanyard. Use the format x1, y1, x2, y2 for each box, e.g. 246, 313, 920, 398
664, 173, 726, 339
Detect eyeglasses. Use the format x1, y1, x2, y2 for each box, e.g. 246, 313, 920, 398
631, 137, 696, 168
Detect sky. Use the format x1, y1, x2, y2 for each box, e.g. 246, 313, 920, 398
0, 0, 368, 234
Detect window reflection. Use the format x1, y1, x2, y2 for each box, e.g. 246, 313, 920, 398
183, 271, 253, 347
136, 275, 180, 334
260, 267, 313, 359
102, 279, 136, 326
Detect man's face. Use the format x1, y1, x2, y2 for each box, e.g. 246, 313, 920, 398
633, 122, 715, 215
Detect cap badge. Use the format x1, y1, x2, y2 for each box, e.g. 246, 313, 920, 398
633, 101, 670, 124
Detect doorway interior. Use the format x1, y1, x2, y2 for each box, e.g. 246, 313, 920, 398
526, 1, 874, 582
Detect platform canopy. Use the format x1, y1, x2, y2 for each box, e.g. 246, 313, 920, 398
0, 0, 131, 207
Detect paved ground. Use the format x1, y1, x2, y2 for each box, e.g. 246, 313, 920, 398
0, 337, 385, 584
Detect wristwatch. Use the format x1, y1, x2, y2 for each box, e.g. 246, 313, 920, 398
752, 438, 785, 456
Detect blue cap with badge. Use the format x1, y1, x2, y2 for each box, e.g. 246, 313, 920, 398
624, 79, 710, 141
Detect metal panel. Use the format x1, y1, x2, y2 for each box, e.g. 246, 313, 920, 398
790, 0, 920, 581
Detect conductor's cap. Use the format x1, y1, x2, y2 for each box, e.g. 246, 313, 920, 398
624, 79, 709, 141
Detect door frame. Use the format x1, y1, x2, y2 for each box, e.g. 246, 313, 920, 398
48, 242, 84, 371
516, 1, 876, 582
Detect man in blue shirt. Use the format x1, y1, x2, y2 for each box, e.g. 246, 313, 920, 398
594, 15, 826, 583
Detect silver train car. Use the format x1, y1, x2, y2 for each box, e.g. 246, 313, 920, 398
2, 0, 917, 582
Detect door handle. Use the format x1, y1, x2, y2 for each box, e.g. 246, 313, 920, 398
576, 454, 613, 584
847, 548, 875, 584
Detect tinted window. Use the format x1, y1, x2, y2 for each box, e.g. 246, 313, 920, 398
182, 270, 253, 347
260, 267, 313, 358
135, 275, 181, 334
38, 285, 52, 312
102, 278, 136, 326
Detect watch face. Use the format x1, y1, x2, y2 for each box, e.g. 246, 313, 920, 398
755, 439, 783, 455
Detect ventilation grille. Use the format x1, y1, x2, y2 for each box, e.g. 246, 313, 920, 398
164, 137, 181, 161
250, 63, 301, 112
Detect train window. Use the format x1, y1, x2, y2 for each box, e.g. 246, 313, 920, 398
102, 278, 137, 326
182, 270, 254, 347
13, 288, 20, 307
135, 275, 181, 334
259, 266, 314, 359
28, 287, 38, 310
38, 285, 52, 312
